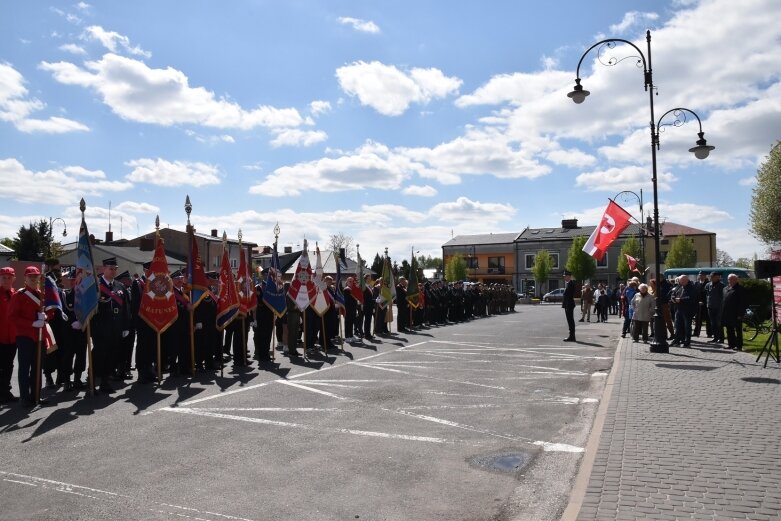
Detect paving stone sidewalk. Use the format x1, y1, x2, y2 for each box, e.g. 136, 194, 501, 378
573, 338, 781, 521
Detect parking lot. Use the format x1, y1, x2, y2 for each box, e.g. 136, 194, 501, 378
0, 305, 616, 521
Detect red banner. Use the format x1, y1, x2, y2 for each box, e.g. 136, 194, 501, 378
583, 200, 633, 261
139, 238, 178, 333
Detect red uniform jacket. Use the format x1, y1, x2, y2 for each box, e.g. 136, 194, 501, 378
9, 286, 44, 340
0, 287, 16, 344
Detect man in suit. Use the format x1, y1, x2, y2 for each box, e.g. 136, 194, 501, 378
91, 257, 130, 393
562, 270, 576, 342
722, 273, 746, 351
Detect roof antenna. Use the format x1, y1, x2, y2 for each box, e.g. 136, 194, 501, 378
108, 200, 112, 232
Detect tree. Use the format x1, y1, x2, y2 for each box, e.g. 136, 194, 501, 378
531, 249, 553, 297
12, 220, 53, 261
617, 236, 642, 281
734, 257, 754, 270
445, 255, 467, 282
401, 259, 411, 279
665, 235, 697, 268
328, 232, 355, 259
370, 253, 383, 277
715, 248, 735, 267
750, 141, 781, 246
416, 254, 442, 270
566, 236, 596, 282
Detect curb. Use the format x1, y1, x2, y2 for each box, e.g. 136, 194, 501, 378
559, 335, 626, 521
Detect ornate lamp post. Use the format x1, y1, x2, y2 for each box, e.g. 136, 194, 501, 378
47, 217, 68, 257
569, 31, 715, 353
613, 190, 645, 274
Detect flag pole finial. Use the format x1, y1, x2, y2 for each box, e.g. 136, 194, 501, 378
273, 222, 280, 240
79, 198, 86, 214
238, 228, 243, 246
184, 195, 192, 224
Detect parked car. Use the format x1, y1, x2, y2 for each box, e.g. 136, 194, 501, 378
542, 288, 565, 302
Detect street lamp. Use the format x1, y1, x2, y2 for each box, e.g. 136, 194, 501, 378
48, 217, 67, 257
569, 30, 714, 354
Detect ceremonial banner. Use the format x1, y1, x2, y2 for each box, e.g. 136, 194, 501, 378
44, 274, 64, 315
287, 239, 316, 311
237, 247, 257, 316
350, 249, 365, 305
379, 254, 396, 307
583, 200, 633, 261
407, 248, 421, 309
73, 214, 98, 329
310, 245, 332, 317
262, 242, 288, 318
216, 245, 240, 330
187, 232, 209, 309
139, 237, 178, 333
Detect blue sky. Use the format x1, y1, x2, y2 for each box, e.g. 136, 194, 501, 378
1, 0, 779, 262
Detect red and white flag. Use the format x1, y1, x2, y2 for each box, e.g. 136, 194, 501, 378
583, 200, 633, 261
624, 253, 642, 273
287, 239, 317, 311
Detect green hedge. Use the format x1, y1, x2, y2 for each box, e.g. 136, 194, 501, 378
742, 279, 773, 321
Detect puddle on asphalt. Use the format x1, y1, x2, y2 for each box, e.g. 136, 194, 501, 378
469, 451, 533, 476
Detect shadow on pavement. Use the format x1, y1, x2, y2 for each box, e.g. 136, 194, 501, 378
655, 363, 718, 371
742, 376, 780, 385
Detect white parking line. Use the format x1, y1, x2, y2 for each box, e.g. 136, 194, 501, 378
275, 381, 353, 401
356, 363, 507, 390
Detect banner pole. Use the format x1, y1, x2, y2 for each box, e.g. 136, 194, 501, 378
189, 308, 196, 374
321, 315, 327, 354
86, 322, 94, 396
339, 314, 345, 353
156, 331, 162, 384
241, 316, 248, 366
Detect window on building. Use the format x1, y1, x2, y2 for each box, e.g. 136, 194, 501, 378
214, 255, 221, 268
597, 255, 608, 268
488, 256, 505, 274
525, 254, 535, 270
230, 258, 238, 269
550, 253, 560, 269
525, 253, 559, 269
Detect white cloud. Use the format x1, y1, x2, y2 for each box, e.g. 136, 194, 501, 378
546, 147, 597, 168
0, 62, 89, 133
361, 204, 427, 222
337, 17, 380, 34
0, 158, 131, 204
76, 2, 91, 11
738, 176, 756, 186
609, 11, 659, 34
82, 26, 150, 58
402, 185, 438, 197
428, 197, 516, 222
657, 203, 732, 226
125, 158, 222, 187
114, 201, 159, 214
270, 128, 328, 147
455, 70, 571, 107
310, 100, 332, 116
40, 54, 306, 130
250, 141, 415, 196
575, 166, 676, 193
336, 61, 462, 116
59, 43, 87, 55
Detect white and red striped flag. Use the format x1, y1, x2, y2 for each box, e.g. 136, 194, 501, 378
583, 200, 633, 261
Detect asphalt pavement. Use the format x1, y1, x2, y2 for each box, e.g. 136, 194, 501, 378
0, 304, 614, 521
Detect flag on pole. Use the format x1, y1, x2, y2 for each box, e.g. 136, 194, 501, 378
287, 239, 316, 311
262, 241, 288, 318
624, 253, 643, 274
406, 248, 421, 309
237, 247, 257, 316
73, 213, 98, 330
216, 239, 240, 330
310, 244, 332, 316
44, 275, 64, 315
379, 253, 396, 307
583, 200, 633, 261
187, 231, 209, 309
139, 236, 178, 333
333, 251, 345, 311
349, 248, 365, 305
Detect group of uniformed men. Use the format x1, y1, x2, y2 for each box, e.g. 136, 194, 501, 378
0, 255, 518, 408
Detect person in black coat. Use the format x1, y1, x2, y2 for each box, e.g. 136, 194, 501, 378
396, 277, 409, 333
362, 275, 374, 339
91, 258, 131, 393
721, 274, 746, 351
562, 270, 576, 342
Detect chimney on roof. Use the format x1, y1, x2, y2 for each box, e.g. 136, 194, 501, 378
561, 218, 578, 229
284, 246, 292, 254
211, 229, 218, 237
263, 245, 271, 254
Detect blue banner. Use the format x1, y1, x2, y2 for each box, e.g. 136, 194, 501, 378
74, 216, 98, 329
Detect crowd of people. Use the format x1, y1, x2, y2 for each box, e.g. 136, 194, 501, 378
0, 257, 519, 408
567, 270, 746, 350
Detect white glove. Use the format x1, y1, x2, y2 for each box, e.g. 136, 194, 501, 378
71, 321, 82, 330
195, 322, 203, 330
250, 321, 257, 328
122, 330, 129, 338
37, 312, 46, 321
32, 320, 45, 328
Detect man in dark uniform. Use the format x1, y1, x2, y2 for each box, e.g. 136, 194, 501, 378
396, 276, 409, 333
253, 280, 273, 362
362, 274, 374, 340
43, 258, 65, 389
132, 262, 157, 383
692, 271, 711, 338
562, 270, 576, 342
194, 271, 220, 371
62, 269, 87, 391
115, 270, 134, 379
722, 273, 746, 351
167, 270, 192, 375
91, 257, 130, 394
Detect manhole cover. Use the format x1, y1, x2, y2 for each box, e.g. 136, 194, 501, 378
470, 452, 532, 475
